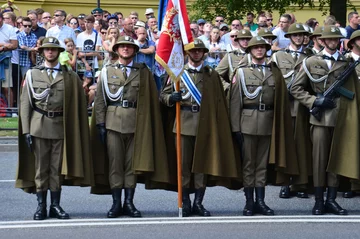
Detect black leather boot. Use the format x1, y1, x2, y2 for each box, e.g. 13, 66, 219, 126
325, 187, 348, 215
296, 191, 309, 198
49, 191, 70, 219
279, 185, 291, 198
343, 191, 355, 198
312, 187, 325, 215
107, 188, 122, 218
243, 187, 254, 216
123, 188, 141, 217
254, 187, 274, 215
182, 188, 191, 217
34, 191, 47, 220
192, 188, 211, 216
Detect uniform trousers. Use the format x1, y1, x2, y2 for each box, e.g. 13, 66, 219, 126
33, 137, 64, 192
107, 130, 136, 189
310, 125, 338, 187
180, 135, 206, 189
242, 134, 271, 187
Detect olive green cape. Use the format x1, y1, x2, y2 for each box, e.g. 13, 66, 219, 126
90, 63, 171, 194
163, 66, 242, 190
16, 66, 94, 193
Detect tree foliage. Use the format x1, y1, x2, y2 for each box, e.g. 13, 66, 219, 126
189, 0, 356, 23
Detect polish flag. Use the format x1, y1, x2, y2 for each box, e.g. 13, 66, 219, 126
155, 0, 193, 82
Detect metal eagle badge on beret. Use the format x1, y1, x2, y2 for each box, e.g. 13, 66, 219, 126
331, 27, 336, 33
194, 39, 200, 44
296, 23, 301, 28
49, 37, 54, 43
242, 30, 246, 34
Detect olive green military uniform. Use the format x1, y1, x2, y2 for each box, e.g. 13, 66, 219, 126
20, 66, 65, 192
231, 61, 275, 187
18, 37, 93, 221
216, 29, 252, 92
160, 63, 206, 189
95, 63, 141, 189
291, 51, 347, 188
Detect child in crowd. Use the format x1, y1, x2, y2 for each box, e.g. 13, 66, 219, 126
83, 71, 97, 107
59, 38, 78, 70
31, 36, 45, 66
102, 27, 120, 65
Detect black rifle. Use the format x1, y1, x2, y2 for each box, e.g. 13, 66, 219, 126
310, 59, 360, 121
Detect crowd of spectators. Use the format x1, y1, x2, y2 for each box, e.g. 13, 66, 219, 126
0, 0, 358, 116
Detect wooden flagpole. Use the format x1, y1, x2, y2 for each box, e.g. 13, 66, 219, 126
175, 80, 183, 217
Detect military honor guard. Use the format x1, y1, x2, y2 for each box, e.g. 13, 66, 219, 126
17, 37, 94, 220
91, 36, 170, 218
229, 37, 298, 216
291, 26, 360, 215
272, 23, 313, 199
216, 29, 252, 93
160, 39, 240, 217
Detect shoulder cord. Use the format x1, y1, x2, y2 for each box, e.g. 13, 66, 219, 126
173, 83, 191, 100
25, 70, 50, 102
272, 52, 295, 79
301, 58, 328, 89
101, 66, 124, 102
237, 67, 262, 99
228, 53, 233, 73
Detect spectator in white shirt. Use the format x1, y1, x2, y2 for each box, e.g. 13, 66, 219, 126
46, 9, 76, 48
272, 14, 291, 51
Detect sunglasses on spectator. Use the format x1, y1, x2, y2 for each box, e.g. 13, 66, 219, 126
267, 18, 273, 21
232, 24, 240, 27
42, 16, 51, 19
101, 31, 107, 35
131, 17, 138, 19
230, 35, 237, 38
23, 25, 32, 28
103, 14, 109, 18
109, 21, 118, 25
54, 14, 63, 17
93, 14, 101, 17
220, 28, 228, 31
70, 22, 78, 25
215, 20, 224, 22
78, 15, 85, 19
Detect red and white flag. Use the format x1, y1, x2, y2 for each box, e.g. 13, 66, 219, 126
155, 0, 193, 82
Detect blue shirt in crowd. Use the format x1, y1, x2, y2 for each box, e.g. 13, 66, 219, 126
134, 39, 156, 70
17, 31, 37, 67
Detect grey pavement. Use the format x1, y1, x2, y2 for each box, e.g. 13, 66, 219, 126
1, 152, 360, 238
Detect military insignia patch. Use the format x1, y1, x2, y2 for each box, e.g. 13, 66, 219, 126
296, 24, 300, 28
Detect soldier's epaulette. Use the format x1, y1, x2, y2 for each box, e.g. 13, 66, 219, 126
203, 65, 213, 74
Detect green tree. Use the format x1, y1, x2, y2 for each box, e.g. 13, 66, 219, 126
190, 0, 356, 26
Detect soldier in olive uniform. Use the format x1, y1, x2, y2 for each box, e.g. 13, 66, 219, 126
291, 26, 357, 215
231, 37, 276, 216
230, 36, 298, 216
272, 23, 313, 199
19, 37, 92, 220
257, 28, 277, 57
160, 39, 239, 217
216, 29, 252, 93
308, 27, 324, 55
94, 36, 155, 218
341, 30, 360, 198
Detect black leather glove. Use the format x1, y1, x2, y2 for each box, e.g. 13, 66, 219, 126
313, 96, 336, 109
96, 123, 107, 145
24, 133, 32, 152
288, 91, 294, 101
169, 91, 182, 104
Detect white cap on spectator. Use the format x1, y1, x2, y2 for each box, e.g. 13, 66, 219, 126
135, 21, 146, 28
145, 8, 154, 15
